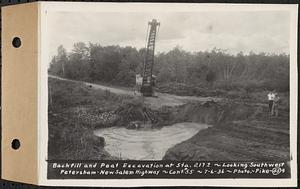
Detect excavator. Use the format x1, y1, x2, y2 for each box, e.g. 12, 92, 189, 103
136, 19, 160, 97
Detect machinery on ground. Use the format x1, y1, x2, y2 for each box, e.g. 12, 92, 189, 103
136, 19, 160, 97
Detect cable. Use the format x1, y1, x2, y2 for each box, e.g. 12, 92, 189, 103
144, 23, 149, 51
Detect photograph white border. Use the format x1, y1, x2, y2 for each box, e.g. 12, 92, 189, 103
38, 2, 298, 187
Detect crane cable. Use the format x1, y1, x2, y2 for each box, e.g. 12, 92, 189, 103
144, 23, 150, 50
156, 24, 160, 42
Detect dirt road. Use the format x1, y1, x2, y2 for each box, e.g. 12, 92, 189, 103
49, 75, 221, 109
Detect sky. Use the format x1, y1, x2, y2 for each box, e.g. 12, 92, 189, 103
46, 10, 290, 62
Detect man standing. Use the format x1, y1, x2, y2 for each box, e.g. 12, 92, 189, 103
267, 91, 275, 115
272, 93, 280, 117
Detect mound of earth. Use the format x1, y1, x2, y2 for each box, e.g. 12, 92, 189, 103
163, 100, 290, 161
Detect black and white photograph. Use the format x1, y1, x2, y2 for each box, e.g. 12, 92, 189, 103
41, 2, 297, 186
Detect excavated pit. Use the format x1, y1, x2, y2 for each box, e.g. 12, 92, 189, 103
94, 99, 289, 161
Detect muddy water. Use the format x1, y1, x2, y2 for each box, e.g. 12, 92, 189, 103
94, 122, 210, 160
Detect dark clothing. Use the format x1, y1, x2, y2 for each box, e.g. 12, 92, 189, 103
269, 100, 274, 112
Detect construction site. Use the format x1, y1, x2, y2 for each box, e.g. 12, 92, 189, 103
47, 19, 290, 163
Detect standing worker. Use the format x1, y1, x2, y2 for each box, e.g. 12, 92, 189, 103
272, 93, 280, 117
267, 91, 275, 115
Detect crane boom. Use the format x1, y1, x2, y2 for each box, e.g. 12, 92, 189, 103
140, 19, 160, 97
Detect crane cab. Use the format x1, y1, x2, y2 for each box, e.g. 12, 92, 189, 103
140, 75, 156, 97
135, 74, 156, 97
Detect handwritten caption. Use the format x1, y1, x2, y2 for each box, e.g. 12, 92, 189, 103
47, 161, 289, 179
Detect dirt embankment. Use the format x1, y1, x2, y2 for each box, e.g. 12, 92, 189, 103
163, 100, 290, 161
102, 98, 289, 162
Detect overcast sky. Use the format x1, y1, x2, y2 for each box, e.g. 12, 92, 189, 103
46, 11, 290, 62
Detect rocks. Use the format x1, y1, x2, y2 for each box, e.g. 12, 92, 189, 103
126, 121, 142, 129
126, 121, 154, 130
73, 107, 119, 126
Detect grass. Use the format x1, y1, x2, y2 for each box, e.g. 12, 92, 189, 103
48, 78, 130, 109
48, 77, 131, 160
157, 81, 289, 110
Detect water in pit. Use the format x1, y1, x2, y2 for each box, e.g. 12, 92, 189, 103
94, 122, 210, 160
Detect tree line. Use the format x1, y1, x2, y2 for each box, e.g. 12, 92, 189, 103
48, 42, 289, 92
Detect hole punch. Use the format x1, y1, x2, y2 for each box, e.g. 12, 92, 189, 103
11, 139, 20, 150
12, 37, 21, 48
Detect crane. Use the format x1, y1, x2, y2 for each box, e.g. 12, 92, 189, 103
136, 19, 160, 97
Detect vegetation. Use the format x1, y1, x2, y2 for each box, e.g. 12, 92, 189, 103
48, 77, 129, 110
48, 77, 130, 160
49, 43, 289, 94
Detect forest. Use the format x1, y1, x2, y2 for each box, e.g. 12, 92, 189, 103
48, 42, 290, 95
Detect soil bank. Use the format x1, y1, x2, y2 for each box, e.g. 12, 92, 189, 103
163, 100, 290, 161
